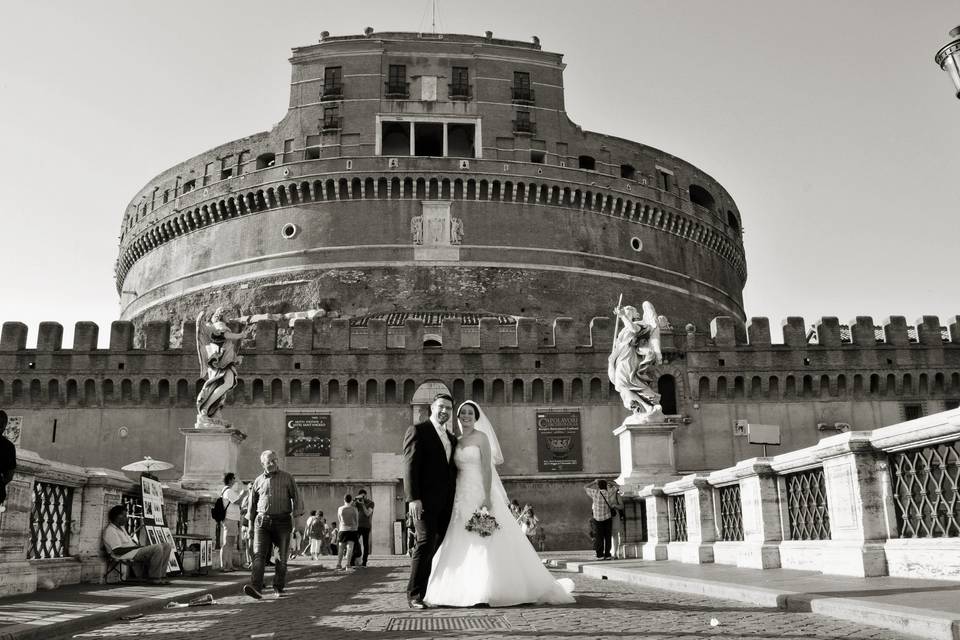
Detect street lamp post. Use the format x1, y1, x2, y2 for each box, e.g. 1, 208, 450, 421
935, 26, 960, 99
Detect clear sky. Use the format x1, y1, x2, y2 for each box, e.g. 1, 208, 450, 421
1, 0, 957, 347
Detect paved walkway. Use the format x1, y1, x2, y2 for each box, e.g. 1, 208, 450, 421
1, 553, 956, 640
0, 554, 932, 640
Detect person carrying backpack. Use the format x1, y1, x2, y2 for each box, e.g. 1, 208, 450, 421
217, 472, 246, 572
304, 510, 325, 561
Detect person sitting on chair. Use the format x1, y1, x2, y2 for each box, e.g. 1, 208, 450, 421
102, 505, 174, 584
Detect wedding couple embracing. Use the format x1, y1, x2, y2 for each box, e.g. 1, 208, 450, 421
402, 393, 575, 608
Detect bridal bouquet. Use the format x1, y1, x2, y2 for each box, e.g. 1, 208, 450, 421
465, 506, 500, 537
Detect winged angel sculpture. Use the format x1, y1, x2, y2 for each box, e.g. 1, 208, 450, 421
195, 307, 251, 428
608, 300, 665, 424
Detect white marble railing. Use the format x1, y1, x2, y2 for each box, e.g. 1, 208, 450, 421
0, 448, 217, 597
637, 408, 960, 580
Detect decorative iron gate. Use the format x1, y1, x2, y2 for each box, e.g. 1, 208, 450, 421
28, 481, 73, 559
717, 484, 744, 541
890, 440, 960, 538
671, 494, 687, 542
785, 468, 831, 540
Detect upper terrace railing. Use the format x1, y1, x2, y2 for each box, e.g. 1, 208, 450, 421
0, 448, 215, 597
116, 156, 747, 290
638, 408, 960, 581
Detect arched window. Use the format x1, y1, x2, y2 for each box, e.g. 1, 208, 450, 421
403, 379, 416, 403
157, 379, 169, 402
327, 379, 340, 404
177, 379, 190, 404
471, 378, 485, 402
532, 379, 545, 403
698, 376, 711, 399
290, 379, 303, 404
590, 377, 603, 401
452, 379, 465, 404
551, 378, 564, 402
571, 378, 583, 402
727, 211, 740, 233
750, 376, 762, 397
769, 376, 780, 398
512, 379, 524, 403
30, 379, 41, 403
255, 153, 276, 169
385, 379, 397, 403
253, 379, 265, 403
347, 379, 359, 404
366, 379, 378, 403
271, 378, 284, 404
657, 375, 677, 414
492, 379, 506, 403
139, 379, 151, 404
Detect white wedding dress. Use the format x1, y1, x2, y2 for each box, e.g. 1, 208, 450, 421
424, 444, 575, 606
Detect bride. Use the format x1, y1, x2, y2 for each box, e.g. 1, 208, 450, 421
424, 401, 575, 607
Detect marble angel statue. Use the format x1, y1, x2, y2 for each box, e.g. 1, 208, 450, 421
195, 307, 251, 428
608, 299, 664, 423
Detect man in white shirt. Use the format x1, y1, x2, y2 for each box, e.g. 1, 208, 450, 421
102, 505, 174, 584
220, 472, 246, 572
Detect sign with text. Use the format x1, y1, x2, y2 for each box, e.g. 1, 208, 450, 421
536, 410, 582, 472
285, 413, 331, 457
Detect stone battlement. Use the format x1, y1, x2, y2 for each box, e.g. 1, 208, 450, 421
2, 315, 959, 355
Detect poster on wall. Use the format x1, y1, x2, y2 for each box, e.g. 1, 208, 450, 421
536, 410, 583, 472
285, 413, 331, 457
2, 415, 22, 446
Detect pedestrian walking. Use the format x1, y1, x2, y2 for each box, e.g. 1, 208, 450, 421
243, 450, 303, 600
335, 493, 359, 570
304, 510, 325, 560
354, 488, 374, 566
519, 504, 543, 550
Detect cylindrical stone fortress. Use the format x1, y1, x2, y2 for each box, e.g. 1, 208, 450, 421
116, 31, 746, 329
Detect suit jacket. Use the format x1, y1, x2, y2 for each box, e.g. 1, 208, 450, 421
402, 419, 458, 513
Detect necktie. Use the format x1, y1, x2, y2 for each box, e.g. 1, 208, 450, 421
437, 425, 451, 460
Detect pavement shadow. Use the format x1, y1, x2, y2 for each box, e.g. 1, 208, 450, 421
571, 592, 774, 614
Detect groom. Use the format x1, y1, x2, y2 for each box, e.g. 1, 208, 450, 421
402, 393, 458, 608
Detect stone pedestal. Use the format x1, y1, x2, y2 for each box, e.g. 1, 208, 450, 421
179, 426, 247, 490
614, 420, 681, 493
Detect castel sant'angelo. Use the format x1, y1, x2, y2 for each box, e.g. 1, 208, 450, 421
2, 30, 958, 550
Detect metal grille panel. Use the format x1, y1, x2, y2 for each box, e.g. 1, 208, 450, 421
386, 616, 510, 631
717, 484, 744, 541
176, 503, 190, 536
890, 440, 960, 538
28, 482, 73, 559
785, 468, 831, 540
671, 494, 687, 542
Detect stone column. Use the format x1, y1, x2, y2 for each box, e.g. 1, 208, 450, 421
613, 421, 681, 494
664, 474, 714, 564
815, 433, 889, 577
76, 468, 136, 583
639, 485, 669, 560
179, 426, 247, 490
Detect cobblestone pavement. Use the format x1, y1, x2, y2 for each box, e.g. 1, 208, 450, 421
51, 557, 915, 640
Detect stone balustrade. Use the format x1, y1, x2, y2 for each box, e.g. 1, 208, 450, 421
0, 448, 216, 597
637, 408, 960, 580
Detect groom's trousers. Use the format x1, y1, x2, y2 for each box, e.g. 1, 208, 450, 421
407, 507, 450, 600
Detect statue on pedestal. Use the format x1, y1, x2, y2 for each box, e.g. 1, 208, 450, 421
608, 299, 664, 424
195, 307, 251, 428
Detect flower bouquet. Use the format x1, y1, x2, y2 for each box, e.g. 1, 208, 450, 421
465, 506, 500, 537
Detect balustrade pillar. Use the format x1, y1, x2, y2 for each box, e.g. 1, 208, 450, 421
815, 433, 889, 577
639, 485, 669, 560
0, 450, 40, 596
664, 475, 715, 563
77, 468, 136, 583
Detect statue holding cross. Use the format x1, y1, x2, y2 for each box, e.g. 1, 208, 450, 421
607, 296, 665, 424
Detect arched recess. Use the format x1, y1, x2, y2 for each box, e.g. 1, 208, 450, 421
657, 374, 677, 415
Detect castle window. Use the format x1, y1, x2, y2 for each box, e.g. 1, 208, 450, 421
449, 66, 471, 100
689, 184, 715, 210
512, 71, 534, 103
322, 66, 342, 100
304, 135, 321, 160
182, 179, 196, 193
447, 123, 475, 158
578, 155, 596, 171
656, 375, 677, 414
220, 155, 234, 180
386, 65, 408, 98
530, 150, 545, 164
903, 403, 924, 421
255, 153, 276, 169
414, 122, 443, 157
282, 138, 296, 163
162, 189, 170, 204
382, 121, 411, 156
620, 164, 636, 179
656, 167, 674, 192
513, 110, 535, 135
322, 106, 341, 131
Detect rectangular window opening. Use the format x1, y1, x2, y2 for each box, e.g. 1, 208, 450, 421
387, 64, 408, 98
447, 123, 475, 158
530, 150, 545, 164
381, 121, 411, 156
414, 122, 443, 157
305, 134, 322, 160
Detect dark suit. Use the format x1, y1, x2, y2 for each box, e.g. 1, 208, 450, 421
402, 419, 458, 601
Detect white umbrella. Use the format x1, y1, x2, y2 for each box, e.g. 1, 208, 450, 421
121, 456, 174, 472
